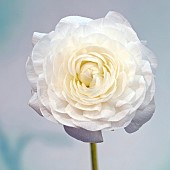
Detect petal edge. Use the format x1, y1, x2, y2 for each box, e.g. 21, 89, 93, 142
64, 126, 103, 143
125, 98, 155, 133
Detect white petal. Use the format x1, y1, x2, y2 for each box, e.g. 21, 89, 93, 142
72, 119, 111, 131
110, 111, 135, 129
127, 76, 146, 112
26, 57, 38, 91
127, 42, 157, 71
28, 92, 42, 116
53, 16, 92, 40
126, 42, 142, 59
59, 16, 92, 27
141, 61, 153, 87
32, 32, 46, 46
83, 102, 116, 120
116, 88, 135, 107
64, 126, 103, 143
37, 74, 50, 110
83, 109, 114, 120
74, 102, 102, 112
88, 19, 139, 44
39, 105, 58, 123
51, 109, 75, 127
125, 98, 155, 133
31, 35, 51, 75
28, 91, 55, 122
113, 71, 127, 97
140, 44, 157, 72
105, 11, 131, 27
65, 104, 89, 121
48, 88, 68, 113
139, 79, 155, 109
108, 108, 131, 121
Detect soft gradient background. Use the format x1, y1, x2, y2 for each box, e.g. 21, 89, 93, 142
0, 0, 170, 169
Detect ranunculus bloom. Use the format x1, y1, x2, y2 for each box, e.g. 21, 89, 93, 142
26, 11, 157, 143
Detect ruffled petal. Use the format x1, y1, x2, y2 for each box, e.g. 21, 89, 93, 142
124, 98, 155, 133
40, 105, 58, 124
48, 88, 68, 113
140, 44, 157, 72
72, 119, 111, 131
53, 16, 92, 40
65, 104, 90, 121
127, 42, 157, 71
32, 32, 46, 46
140, 79, 155, 109
105, 11, 131, 27
64, 126, 103, 143
51, 110, 75, 127
28, 92, 42, 116
88, 18, 139, 45
59, 16, 92, 27
37, 75, 50, 108
31, 35, 51, 75
26, 57, 38, 91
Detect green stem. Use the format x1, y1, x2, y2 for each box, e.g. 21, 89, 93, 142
90, 143, 98, 170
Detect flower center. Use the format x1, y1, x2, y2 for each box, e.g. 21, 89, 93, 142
64, 46, 119, 103
78, 62, 103, 87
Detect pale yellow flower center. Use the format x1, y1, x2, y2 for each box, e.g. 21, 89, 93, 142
78, 62, 103, 87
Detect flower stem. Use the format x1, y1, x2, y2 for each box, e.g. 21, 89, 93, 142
90, 143, 98, 170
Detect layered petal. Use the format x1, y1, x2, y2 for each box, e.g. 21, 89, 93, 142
125, 98, 155, 133
28, 92, 42, 116
26, 57, 38, 91
32, 32, 46, 46
105, 11, 131, 27
59, 16, 92, 26
64, 126, 103, 143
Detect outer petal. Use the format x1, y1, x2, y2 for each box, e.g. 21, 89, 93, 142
64, 126, 103, 143
124, 98, 155, 133
59, 16, 92, 27
53, 16, 93, 40
40, 105, 59, 124
37, 75, 75, 127
105, 11, 131, 27
28, 92, 56, 121
87, 19, 139, 45
26, 57, 38, 91
29, 92, 58, 123
28, 92, 42, 116
31, 35, 51, 75
32, 32, 46, 46
140, 78, 155, 110
140, 44, 157, 72
127, 42, 157, 71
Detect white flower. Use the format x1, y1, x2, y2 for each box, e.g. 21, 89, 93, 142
26, 11, 157, 142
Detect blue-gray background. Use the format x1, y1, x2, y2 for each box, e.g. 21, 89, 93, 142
0, 0, 170, 169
